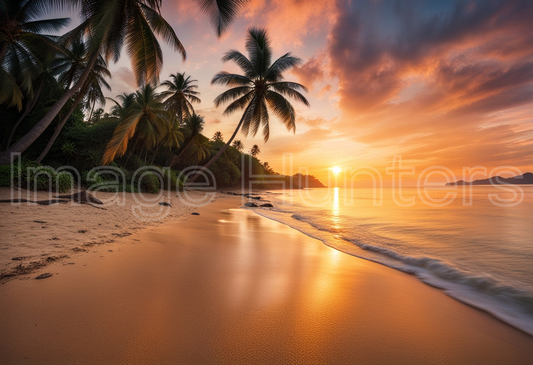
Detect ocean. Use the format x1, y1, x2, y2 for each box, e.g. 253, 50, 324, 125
250, 186, 533, 336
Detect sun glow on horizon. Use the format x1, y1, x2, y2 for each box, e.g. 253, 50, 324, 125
331, 166, 342, 175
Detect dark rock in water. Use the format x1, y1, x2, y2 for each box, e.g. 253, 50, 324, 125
35, 273, 53, 280
191, 212, 200, 215
260, 203, 273, 207
244, 202, 259, 207
252, 196, 261, 200
159, 202, 172, 207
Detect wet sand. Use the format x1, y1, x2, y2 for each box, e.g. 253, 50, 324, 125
0, 195, 532, 363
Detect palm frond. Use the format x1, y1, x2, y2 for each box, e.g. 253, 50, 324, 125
102, 109, 143, 165
222, 50, 256, 78
222, 91, 254, 116
213, 86, 252, 107
140, 3, 186, 60
265, 90, 296, 135
269, 83, 310, 106
194, 0, 249, 37
246, 27, 272, 76
126, 6, 163, 86
211, 71, 253, 87
265, 53, 303, 80
22, 18, 71, 33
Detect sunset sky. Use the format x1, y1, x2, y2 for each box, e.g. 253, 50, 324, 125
56, 0, 533, 185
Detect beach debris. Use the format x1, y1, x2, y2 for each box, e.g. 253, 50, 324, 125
35, 273, 53, 280
112, 232, 131, 237
78, 230, 87, 234
11, 257, 25, 261
159, 202, 172, 207
260, 203, 274, 207
191, 212, 200, 215
34, 220, 47, 224
244, 202, 259, 207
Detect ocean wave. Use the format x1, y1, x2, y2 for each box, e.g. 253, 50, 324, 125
254, 208, 533, 336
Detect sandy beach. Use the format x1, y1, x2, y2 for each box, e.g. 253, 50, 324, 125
0, 187, 212, 279
1, 194, 532, 363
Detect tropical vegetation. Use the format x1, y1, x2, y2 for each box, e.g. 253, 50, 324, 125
0, 0, 320, 192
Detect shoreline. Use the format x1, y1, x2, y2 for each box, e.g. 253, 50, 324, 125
1, 195, 533, 362
252, 208, 533, 338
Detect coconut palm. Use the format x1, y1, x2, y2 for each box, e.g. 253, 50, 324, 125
212, 131, 224, 142
250, 144, 260, 157
168, 113, 205, 166
0, 0, 249, 166
3, 71, 48, 149
160, 72, 201, 125
189, 136, 211, 163
50, 39, 87, 90
4, 37, 82, 150
102, 84, 172, 165
0, 0, 69, 110
232, 139, 244, 152
190, 28, 309, 182
37, 53, 111, 163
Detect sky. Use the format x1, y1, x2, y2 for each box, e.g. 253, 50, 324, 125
53, 0, 533, 185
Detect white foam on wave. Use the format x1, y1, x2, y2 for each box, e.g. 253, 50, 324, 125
253, 207, 533, 336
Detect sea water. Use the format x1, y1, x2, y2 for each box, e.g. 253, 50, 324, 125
250, 186, 533, 335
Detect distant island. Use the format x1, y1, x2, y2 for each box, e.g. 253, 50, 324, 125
446, 172, 533, 185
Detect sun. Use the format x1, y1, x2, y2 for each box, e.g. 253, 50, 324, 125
331, 166, 342, 175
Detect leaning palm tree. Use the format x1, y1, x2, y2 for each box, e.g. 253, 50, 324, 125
102, 84, 172, 165
0, 0, 69, 110
189, 28, 309, 181
232, 139, 244, 152
250, 144, 260, 157
37, 53, 111, 163
160, 72, 201, 125
0, 0, 249, 166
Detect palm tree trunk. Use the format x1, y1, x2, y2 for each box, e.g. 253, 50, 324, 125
4, 78, 45, 150
151, 143, 162, 164
88, 100, 96, 123
36, 91, 85, 163
0, 43, 8, 62
0, 51, 100, 166
187, 105, 251, 184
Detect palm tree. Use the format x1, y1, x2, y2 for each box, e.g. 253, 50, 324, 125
189, 28, 309, 182
0, 0, 69, 110
232, 139, 244, 152
168, 113, 205, 166
102, 84, 172, 165
160, 72, 201, 125
3, 71, 48, 149
37, 51, 111, 163
51, 39, 87, 90
0, 0, 248, 166
212, 131, 224, 142
250, 144, 260, 157
189, 136, 211, 163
